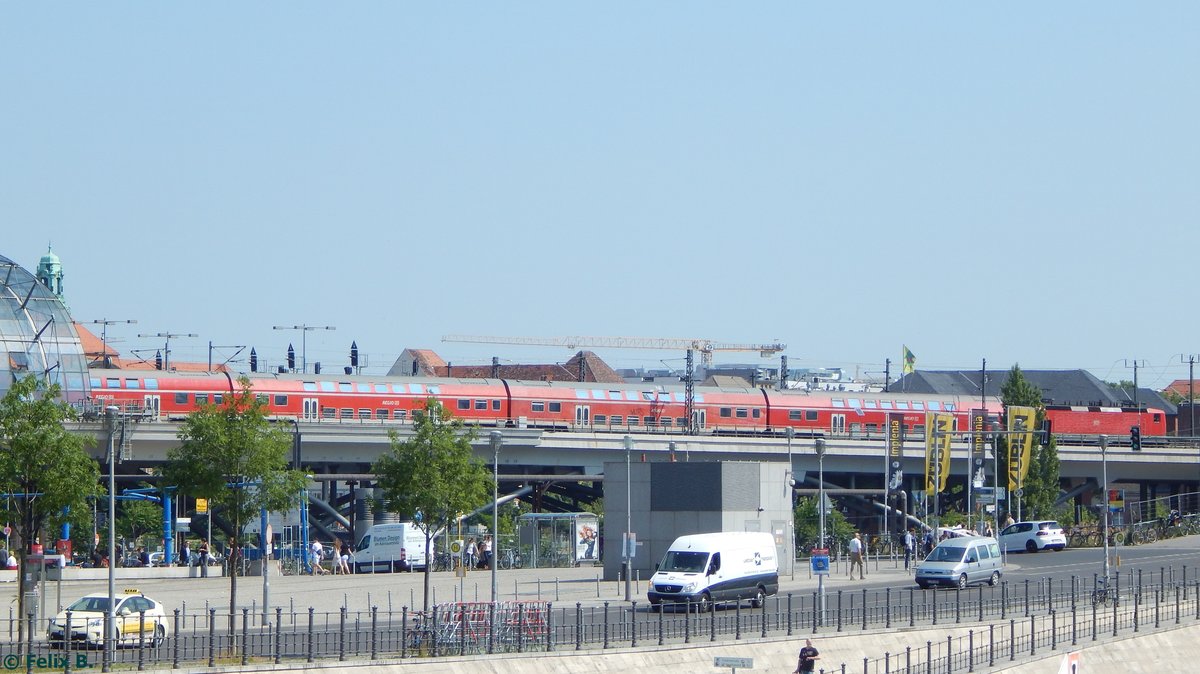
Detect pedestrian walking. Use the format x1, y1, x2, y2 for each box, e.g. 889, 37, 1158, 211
197, 541, 209, 577
338, 542, 352, 575
465, 537, 477, 570
311, 540, 326, 575
481, 535, 493, 569
794, 638, 820, 673
903, 528, 915, 569
848, 532, 864, 579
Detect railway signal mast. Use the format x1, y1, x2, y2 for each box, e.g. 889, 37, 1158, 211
441, 334, 786, 434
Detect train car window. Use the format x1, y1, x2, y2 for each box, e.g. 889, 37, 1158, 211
338, 382, 353, 393
1153, 413, 1162, 422
428, 386, 441, 395
806, 411, 818, 421
411, 384, 425, 395
196, 394, 209, 405
359, 409, 372, 419
394, 409, 408, 420
848, 399, 861, 409
626, 391, 640, 401
642, 392, 654, 401
457, 400, 471, 410
549, 402, 562, 412
735, 408, 748, 419
374, 384, 388, 393
90, 377, 102, 388
144, 378, 158, 390
492, 400, 501, 410
676, 417, 687, 426
832, 399, 846, 408
274, 395, 288, 406
880, 401, 894, 409
912, 402, 925, 411
357, 384, 371, 393
789, 410, 802, 420
895, 401, 910, 410
106, 378, 120, 388
175, 393, 189, 405
303, 382, 318, 392
694, 393, 704, 403
944, 403, 956, 412
643, 416, 656, 426
719, 408, 732, 418
864, 400, 878, 409
213, 394, 223, 405
322, 407, 335, 419
256, 394, 268, 404
475, 400, 488, 410
391, 384, 405, 394
608, 391, 621, 399
866, 423, 878, 433
661, 418, 672, 427
627, 416, 638, 425
752, 409, 761, 419
339, 408, 353, 419
532, 401, 545, 412
376, 409, 388, 419
913, 423, 925, 435
320, 381, 336, 392
927, 401, 941, 411
594, 414, 607, 424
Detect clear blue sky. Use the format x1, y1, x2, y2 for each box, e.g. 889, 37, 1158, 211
3, 4, 1197, 388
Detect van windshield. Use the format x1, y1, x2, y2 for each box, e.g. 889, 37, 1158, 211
659, 551, 709, 573
357, 535, 371, 550
927, 545, 967, 563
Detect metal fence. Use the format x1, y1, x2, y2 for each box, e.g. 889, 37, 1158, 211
4, 564, 1200, 672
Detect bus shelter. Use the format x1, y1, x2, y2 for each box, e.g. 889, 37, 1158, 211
516, 512, 600, 568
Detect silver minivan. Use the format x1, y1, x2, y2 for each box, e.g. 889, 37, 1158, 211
915, 536, 1003, 590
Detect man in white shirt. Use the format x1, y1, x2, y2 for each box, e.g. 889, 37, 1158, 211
903, 529, 916, 569
848, 533, 864, 580
310, 540, 324, 575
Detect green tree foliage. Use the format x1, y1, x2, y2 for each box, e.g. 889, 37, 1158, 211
163, 376, 308, 629
996, 365, 1062, 522
373, 399, 492, 612
117, 497, 164, 549
793, 496, 855, 550
0, 376, 99, 628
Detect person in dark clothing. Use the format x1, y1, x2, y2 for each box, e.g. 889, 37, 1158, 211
795, 638, 820, 673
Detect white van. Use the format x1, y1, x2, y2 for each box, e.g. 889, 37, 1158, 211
648, 532, 779, 611
355, 523, 436, 573
915, 536, 1004, 590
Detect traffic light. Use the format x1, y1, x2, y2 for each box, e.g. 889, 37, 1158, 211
350, 341, 359, 368
287, 344, 296, 371
1040, 419, 1052, 445
1130, 425, 1141, 451
249, 348, 258, 373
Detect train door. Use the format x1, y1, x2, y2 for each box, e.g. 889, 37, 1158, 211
303, 398, 320, 421
831, 414, 846, 435
692, 409, 707, 430
142, 394, 160, 420
574, 405, 591, 428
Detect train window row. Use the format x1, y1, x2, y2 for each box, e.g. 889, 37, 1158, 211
832, 398, 957, 412
456, 399, 503, 411
94, 377, 161, 390
530, 401, 563, 413
718, 408, 763, 419
573, 389, 704, 403
592, 414, 684, 427
301, 382, 442, 396
318, 408, 411, 421
787, 410, 821, 421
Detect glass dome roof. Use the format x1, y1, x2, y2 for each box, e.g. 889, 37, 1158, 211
0, 253, 89, 404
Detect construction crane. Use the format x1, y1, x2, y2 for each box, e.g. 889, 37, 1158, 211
441, 334, 787, 435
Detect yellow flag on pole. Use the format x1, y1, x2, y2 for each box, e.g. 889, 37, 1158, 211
924, 412, 953, 493
1007, 406, 1037, 492
902, 346, 916, 375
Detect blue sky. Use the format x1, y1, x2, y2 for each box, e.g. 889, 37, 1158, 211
3, 4, 1197, 388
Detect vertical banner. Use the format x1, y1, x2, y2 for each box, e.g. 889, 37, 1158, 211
924, 412, 953, 493
970, 409, 987, 488
1007, 406, 1037, 491
886, 413, 904, 492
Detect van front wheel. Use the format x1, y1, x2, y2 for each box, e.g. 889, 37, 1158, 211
751, 587, 765, 609
988, 571, 1000, 586
957, 574, 968, 591
696, 592, 712, 613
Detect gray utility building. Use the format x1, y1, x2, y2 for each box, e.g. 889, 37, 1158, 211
603, 460, 793, 582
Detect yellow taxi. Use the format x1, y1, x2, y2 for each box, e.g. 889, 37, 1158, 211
48, 589, 168, 648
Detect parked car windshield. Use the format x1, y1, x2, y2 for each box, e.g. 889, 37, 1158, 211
66, 596, 111, 612
659, 550, 709, 573
927, 545, 966, 563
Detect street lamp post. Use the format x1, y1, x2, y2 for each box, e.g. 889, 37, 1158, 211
103, 406, 119, 673
786, 427, 795, 579
1099, 435, 1111, 585
623, 435, 633, 602
814, 436, 827, 617
272, 325, 336, 374
489, 431, 502, 604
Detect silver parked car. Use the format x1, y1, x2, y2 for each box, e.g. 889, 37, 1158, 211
916, 537, 1004, 590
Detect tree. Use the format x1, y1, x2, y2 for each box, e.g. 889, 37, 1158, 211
997, 365, 1061, 521
0, 376, 99, 633
373, 399, 492, 612
117, 496, 163, 551
793, 496, 855, 550
163, 377, 308, 630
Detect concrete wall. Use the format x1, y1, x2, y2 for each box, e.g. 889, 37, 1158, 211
603, 460, 792, 581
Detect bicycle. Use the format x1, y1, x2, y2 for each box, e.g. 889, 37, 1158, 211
497, 548, 522, 570
1091, 578, 1116, 606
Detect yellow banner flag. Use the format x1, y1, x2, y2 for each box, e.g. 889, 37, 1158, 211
1007, 406, 1037, 492
924, 412, 953, 493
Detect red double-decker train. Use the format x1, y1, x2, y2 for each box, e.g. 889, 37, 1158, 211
84, 369, 1167, 441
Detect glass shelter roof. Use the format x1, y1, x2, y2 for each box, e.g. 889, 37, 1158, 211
0, 254, 89, 403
